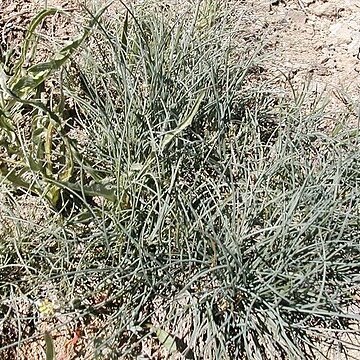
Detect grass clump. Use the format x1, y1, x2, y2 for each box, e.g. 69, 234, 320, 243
1, 1, 359, 359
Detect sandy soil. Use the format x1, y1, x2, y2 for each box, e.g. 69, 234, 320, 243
258, 0, 360, 127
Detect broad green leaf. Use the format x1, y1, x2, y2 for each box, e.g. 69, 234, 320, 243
46, 179, 117, 203
0, 114, 14, 132
58, 137, 74, 183
0, 164, 44, 198
11, 8, 61, 81
46, 184, 61, 206
27, 155, 42, 173
27, 35, 85, 75
0, 2, 115, 210
11, 4, 113, 96
154, 327, 178, 354
0, 164, 30, 189
44, 122, 54, 177
44, 331, 55, 360
0, 64, 10, 98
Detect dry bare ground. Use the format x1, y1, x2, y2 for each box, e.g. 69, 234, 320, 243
257, 0, 360, 128
1, 0, 359, 359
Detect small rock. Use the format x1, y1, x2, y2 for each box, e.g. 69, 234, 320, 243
308, 81, 326, 94
311, 3, 338, 17
4, 3, 17, 13
314, 41, 325, 51
347, 20, 360, 32
344, 0, 359, 8
302, 0, 315, 5
324, 58, 337, 69
328, 23, 353, 45
348, 37, 360, 57
319, 55, 330, 64
259, 0, 272, 12
316, 66, 330, 76
288, 10, 307, 26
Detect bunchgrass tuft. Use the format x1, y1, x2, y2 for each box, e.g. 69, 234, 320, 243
1, 1, 359, 359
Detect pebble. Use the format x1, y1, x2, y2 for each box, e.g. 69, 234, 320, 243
328, 23, 353, 45
302, 0, 315, 5
311, 3, 339, 17
327, 22, 353, 46
288, 10, 307, 26
348, 37, 360, 57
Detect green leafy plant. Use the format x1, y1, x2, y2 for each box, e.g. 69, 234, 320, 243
0, 6, 117, 211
